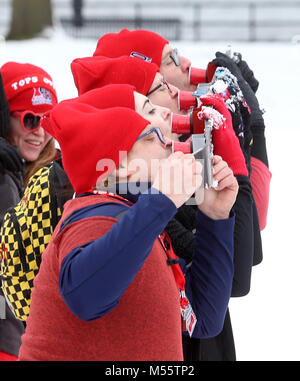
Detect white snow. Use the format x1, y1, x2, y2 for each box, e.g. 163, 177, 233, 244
1, 30, 300, 361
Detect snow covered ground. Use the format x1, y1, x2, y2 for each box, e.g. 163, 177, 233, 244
1, 30, 300, 361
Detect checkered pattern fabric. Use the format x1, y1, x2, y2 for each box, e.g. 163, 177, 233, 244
0, 163, 62, 321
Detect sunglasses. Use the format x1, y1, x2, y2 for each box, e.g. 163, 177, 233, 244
137, 127, 166, 145
12, 111, 42, 133
161, 48, 180, 66
147, 78, 171, 97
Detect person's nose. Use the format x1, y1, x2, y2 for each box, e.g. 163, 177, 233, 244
168, 84, 179, 99
164, 137, 173, 147
179, 55, 191, 73
32, 126, 45, 137
160, 106, 171, 122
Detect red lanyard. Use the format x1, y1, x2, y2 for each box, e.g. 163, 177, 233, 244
159, 230, 197, 336
158, 231, 185, 292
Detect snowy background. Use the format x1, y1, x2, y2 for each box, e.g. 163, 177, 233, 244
0, 28, 300, 361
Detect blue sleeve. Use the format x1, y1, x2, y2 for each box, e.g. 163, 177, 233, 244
181, 209, 235, 339
59, 189, 177, 321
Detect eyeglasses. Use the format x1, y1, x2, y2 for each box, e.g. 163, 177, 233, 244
137, 127, 166, 145
161, 48, 180, 66
12, 111, 42, 133
147, 78, 171, 96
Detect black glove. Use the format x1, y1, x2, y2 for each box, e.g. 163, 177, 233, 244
212, 52, 269, 167
212, 51, 259, 93
230, 106, 252, 171
237, 56, 259, 93
0, 137, 24, 175
212, 52, 264, 126
0, 72, 10, 138
234, 79, 269, 168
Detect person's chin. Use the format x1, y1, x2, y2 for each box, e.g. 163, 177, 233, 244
22, 141, 45, 161
184, 83, 197, 92
22, 150, 40, 163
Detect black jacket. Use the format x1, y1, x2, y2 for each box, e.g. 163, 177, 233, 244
0, 167, 25, 357
165, 174, 263, 361
0, 170, 23, 221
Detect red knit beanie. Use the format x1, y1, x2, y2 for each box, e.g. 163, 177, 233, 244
71, 55, 159, 96
41, 89, 149, 194
70, 84, 136, 110
1, 62, 57, 113
93, 29, 169, 67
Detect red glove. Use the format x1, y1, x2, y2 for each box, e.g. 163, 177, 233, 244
199, 94, 248, 176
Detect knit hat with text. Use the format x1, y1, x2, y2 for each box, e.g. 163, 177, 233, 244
41, 86, 149, 194
71, 55, 159, 96
93, 29, 169, 67
1, 61, 58, 113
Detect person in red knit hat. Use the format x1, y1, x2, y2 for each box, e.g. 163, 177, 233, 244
0, 62, 58, 184
93, 28, 255, 95
93, 29, 268, 223
71, 54, 183, 116
94, 29, 271, 221
0, 61, 57, 361
18, 85, 239, 360
92, 29, 270, 361
94, 28, 194, 92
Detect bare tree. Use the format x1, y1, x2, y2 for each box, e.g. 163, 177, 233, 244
73, 0, 83, 27
7, 0, 53, 40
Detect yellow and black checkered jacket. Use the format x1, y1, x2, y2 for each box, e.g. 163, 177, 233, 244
0, 159, 73, 321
